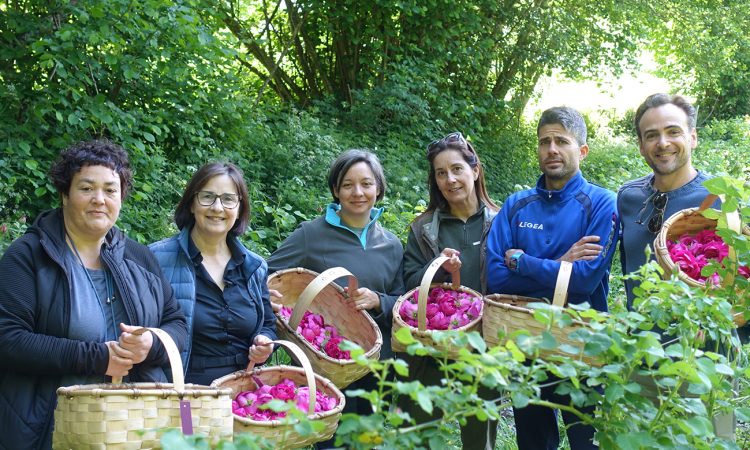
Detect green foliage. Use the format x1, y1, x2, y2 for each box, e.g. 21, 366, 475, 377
0, 0, 254, 244
583, 136, 649, 192
217, 0, 657, 144
649, 0, 750, 122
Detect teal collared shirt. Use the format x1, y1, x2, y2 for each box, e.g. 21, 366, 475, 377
325, 203, 384, 249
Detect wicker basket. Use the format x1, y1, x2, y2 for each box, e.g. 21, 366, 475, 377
483, 261, 602, 366
391, 255, 483, 359
653, 194, 749, 327
268, 267, 382, 388
53, 327, 233, 449
211, 340, 345, 450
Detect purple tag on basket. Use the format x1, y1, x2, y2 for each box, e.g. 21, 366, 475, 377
180, 400, 193, 435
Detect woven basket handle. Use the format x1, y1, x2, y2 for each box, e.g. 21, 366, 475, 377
696, 194, 741, 287
289, 267, 358, 329
417, 255, 461, 331
111, 327, 184, 391
551, 261, 573, 307
246, 339, 316, 415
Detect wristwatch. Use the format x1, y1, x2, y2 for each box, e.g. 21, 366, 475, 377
509, 251, 523, 271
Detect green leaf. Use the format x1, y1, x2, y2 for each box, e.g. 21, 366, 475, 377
294, 420, 315, 436
623, 382, 642, 394
428, 436, 444, 449
510, 391, 529, 409
736, 407, 750, 421
392, 359, 409, 377
676, 416, 712, 436
506, 340, 526, 362
415, 390, 433, 415
604, 383, 624, 402
554, 363, 577, 379
714, 363, 733, 375
143, 132, 156, 142
394, 326, 416, 345
466, 331, 486, 353
24, 159, 38, 170
703, 177, 729, 194
539, 331, 558, 350
615, 432, 657, 450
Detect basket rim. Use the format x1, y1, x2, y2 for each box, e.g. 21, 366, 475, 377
269, 267, 383, 363
392, 282, 483, 335
484, 293, 544, 306
483, 295, 594, 327
211, 364, 345, 425
55, 382, 232, 397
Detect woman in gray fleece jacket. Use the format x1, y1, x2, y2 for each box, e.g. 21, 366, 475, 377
266, 149, 404, 421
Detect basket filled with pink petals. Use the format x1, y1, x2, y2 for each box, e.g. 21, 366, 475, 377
391, 255, 483, 359
211, 340, 345, 450
268, 267, 382, 388
653, 194, 750, 326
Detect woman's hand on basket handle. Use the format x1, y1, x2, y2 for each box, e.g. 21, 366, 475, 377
346, 286, 381, 313
248, 334, 274, 364
269, 289, 283, 313
105, 341, 134, 377
440, 248, 462, 274
556, 235, 602, 263
117, 323, 153, 364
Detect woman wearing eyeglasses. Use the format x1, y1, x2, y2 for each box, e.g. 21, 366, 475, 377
401, 132, 500, 450
149, 162, 276, 385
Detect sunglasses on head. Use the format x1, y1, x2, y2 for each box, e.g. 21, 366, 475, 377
426, 132, 466, 155
636, 191, 668, 233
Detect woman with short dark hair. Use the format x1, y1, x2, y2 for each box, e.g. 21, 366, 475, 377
0, 139, 187, 450
267, 149, 404, 419
149, 162, 276, 385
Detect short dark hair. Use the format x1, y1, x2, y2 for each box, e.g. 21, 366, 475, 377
327, 149, 386, 203
634, 93, 697, 140
424, 132, 498, 213
49, 139, 133, 199
537, 106, 587, 146
174, 162, 250, 235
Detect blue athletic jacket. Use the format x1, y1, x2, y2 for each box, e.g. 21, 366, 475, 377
486, 171, 619, 312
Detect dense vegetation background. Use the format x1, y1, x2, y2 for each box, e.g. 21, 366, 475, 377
3, 0, 750, 302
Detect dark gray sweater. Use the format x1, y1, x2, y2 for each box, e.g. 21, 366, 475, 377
618, 171, 716, 307
266, 211, 404, 358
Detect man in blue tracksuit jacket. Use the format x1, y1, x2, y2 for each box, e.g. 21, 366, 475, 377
486, 106, 619, 450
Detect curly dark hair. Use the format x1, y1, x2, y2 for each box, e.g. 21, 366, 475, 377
174, 162, 250, 235
48, 139, 133, 199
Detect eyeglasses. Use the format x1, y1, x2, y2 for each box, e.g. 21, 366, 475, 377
636, 192, 668, 233
195, 191, 240, 209
427, 132, 466, 155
